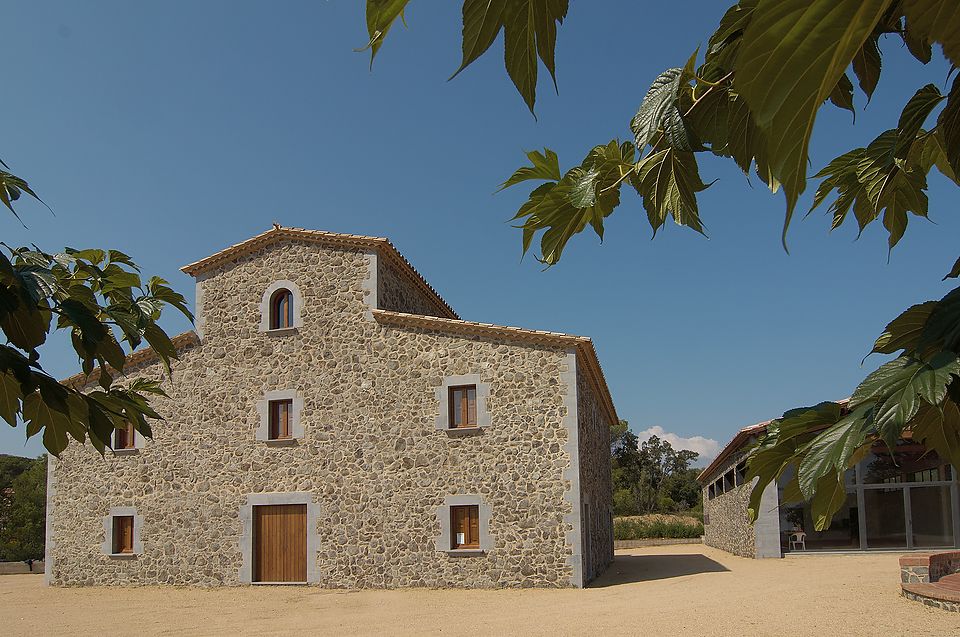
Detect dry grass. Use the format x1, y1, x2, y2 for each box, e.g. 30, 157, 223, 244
2, 544, 958, 636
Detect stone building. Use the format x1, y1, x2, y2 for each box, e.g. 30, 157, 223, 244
45, 226, 617, 588
700, 417, 960, 558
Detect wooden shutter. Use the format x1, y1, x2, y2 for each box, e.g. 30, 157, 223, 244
115, 422, 135, 450
450, 505, 480, 549
448, 385, 478, 429
271, 290, 293, 329
269, 400, 293, 440
468, 506, 480, 547
113, 516, 134, 553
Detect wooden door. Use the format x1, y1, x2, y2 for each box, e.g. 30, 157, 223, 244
253, 504, 307, 583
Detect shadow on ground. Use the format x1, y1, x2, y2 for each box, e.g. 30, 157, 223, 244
589, 553, 729, 587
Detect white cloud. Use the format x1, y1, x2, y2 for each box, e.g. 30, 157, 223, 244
635, 425, 721, 466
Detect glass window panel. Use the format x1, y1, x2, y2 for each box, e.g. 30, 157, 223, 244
911, 485, 954, 548
864, 488, 907, 548
860, 441, 948, 484
783, 492, 859, 551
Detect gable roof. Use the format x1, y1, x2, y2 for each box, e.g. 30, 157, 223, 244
372, 309, 618, 426
696, 420, 771, 485
697, 398, 852, 484
180, 225, 458, 320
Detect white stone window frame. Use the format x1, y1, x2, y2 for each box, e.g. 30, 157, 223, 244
256, 390, 304, 444
259, 279, 304, 334
435, 494, 492, 556
101, 506, 143, 558
111, 426, 145, 455
239, 492, 321, 584
434, 374, 491, 436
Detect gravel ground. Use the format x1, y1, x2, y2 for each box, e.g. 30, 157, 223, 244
3, 544, 958, 636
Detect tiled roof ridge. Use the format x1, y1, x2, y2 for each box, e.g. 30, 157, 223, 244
180, 226, 458, 320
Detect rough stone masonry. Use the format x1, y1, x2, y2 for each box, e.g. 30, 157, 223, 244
46, 227, 616, 588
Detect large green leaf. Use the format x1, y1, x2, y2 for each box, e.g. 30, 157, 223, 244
733, 0, 893, 247
498, 149, 561, 190
448, 0, 567, 114
938, 74, 960, 180
630, 148, 709, 236
919, 287, 960, 352
775, 401, 845, 443
851, 33, 882, 102
850, 352, 960, 444
22, 390, 83, 456
908, 129, 960, 185
809, 472, 848, 531
945, 257, 960, 281
911, 399, 960, 470
797, 403, 874, 498
452, 0, 508, 79
902, 0, 960, 67
0, 372, 21, 427
892, 84, 944, 160
631, 69, 684, 151
828, 73, 856, 118
509, 141, 634, 264
871, 301, 938, 355
361, 0, 411, 64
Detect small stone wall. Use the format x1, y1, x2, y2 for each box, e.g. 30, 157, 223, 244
900, 552, 960, 612
0, 561, 44, 575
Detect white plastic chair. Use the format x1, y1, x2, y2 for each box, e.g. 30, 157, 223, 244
789, 531, 806, 551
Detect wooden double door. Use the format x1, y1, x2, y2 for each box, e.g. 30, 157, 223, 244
253, 504, 307, 583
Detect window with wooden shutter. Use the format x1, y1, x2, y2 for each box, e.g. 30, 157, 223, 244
448, 385, 477, 429
114, 421, 136, 450
270, 289, 294, 329
450, 505, 480, 549
268, 399, 293, 440
112, 515, 134, 554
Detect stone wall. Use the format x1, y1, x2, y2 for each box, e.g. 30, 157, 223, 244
377, 255, 447, 318
576, 361, 614, 582
48, 239, 593, 588
702, 452, 757, 558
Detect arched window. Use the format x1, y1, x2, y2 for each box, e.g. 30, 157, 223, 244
270, 288, 293, 329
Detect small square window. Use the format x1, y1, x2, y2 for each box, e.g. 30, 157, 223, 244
450, 505, 480, 549
114, 422, 136, 450
268, 400, 293, 440
448, 385, 477, 429
112, 516, 134, 554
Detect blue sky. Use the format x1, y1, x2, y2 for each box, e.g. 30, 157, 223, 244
2, 1, 958, 462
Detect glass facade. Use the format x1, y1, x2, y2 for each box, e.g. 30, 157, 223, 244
779, 442, 959, 552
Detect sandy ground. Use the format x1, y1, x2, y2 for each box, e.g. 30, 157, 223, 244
2, 544, 959, 636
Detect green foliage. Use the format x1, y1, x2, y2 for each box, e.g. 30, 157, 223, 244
747, 284, 960, 531
610, 421, 702, 517
0, 454, 45, 561
366, 0, 568, 115
0, 162, 193, 456
362, 1, 960, 532
613, 515, 704, 541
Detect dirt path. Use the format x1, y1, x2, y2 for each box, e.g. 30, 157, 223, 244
2, 544, 958, 636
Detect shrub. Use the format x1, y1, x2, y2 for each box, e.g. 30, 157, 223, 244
613, 514, 704, 540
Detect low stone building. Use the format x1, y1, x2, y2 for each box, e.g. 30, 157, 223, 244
45, 226, 617, 588
700, 417, 960, 558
